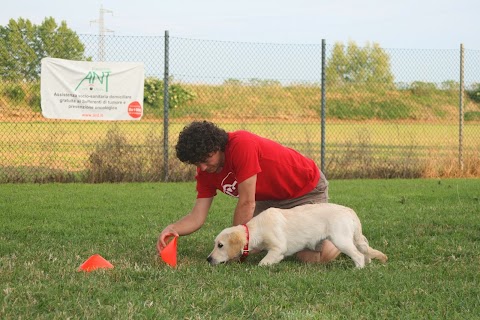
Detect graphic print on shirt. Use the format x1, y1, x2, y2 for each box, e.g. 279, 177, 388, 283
221, 172, 239, 198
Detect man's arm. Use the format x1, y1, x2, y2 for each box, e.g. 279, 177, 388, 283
232, 174, 257, 225
157, 197, 213, 252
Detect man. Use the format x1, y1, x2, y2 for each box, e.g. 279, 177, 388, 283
157, 120, 340, 263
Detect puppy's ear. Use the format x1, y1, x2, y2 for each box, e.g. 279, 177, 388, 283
227, 231, 245, 258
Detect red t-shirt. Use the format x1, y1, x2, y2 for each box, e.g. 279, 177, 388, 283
196, 131, 320, 201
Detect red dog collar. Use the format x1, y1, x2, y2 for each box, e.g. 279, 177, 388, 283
240, 224, 249, 261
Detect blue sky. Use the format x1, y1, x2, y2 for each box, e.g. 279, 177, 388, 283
1, 0, 478, 49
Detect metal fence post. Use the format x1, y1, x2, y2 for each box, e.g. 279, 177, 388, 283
459, 43, 464, 171
320, 39, 327, 175
163, 30, 170, 181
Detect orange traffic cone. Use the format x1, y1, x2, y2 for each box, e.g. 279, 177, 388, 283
78, 254, 114, 272
160, 236, 178, 267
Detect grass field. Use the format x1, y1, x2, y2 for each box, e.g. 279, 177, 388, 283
0, 120, 479, 182
1, 179, 479, 318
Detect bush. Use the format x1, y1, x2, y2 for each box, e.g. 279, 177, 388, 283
169, 84, 196, 109
410, 81, 438, 96
87, 127, 164, 182
28, 82, 41, 112
466, 83, 480, 103
86, 126, 196, 182
440, 80, 459, 91
143, 77, 196, 109
464, 111, 480, 121
144, 77, 163, 108
5, 84, 26, 102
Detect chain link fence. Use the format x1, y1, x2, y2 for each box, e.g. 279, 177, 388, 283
1, 33, 479, 183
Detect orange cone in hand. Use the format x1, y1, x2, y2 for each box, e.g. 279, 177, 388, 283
78, 254, 114, 272
160, 236, 178, 267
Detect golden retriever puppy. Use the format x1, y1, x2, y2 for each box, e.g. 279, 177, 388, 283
207, 203, 388, 267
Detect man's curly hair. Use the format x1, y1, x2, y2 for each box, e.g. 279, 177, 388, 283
175, 121, 229, 164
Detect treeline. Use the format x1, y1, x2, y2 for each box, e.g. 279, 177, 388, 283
1, 17, 480, 121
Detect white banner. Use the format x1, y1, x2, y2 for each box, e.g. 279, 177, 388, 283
41, 58, 144, 120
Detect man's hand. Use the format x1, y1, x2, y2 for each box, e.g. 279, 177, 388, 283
157, 225, 179, 254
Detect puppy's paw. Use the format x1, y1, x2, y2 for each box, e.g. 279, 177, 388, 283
258, 259, 276, 266
379, 254, 388, 263
258, 256, 282, 266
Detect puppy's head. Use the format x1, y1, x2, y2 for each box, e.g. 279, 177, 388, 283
207, 226, 245, 265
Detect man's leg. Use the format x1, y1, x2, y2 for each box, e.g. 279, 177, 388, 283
296, 239, 341, 263
294, 172, 341, 263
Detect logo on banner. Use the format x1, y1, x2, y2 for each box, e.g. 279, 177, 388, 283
75, 70, 111, 92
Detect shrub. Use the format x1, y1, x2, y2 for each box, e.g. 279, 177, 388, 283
144, 77, 163, 108
169, 84, 196, 109
143, 77, 196, 109
86, 126, 196, 183
87, 127, 164, 183
410, 81, 438, 96
440, 80, 459, 91
464, 111, 480, 121
28, 82, 41, 112
5, 84, 26, 102
466, 83, 480, 103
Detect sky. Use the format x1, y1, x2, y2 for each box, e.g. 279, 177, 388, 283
1, 0, 478, 50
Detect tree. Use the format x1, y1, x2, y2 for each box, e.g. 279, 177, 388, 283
326, 41, 394, 87
0, 17, 86, 81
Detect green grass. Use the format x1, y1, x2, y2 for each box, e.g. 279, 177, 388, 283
1, 179, 479, 318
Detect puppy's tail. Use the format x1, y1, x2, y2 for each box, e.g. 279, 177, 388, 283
353, 216, 388, 264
